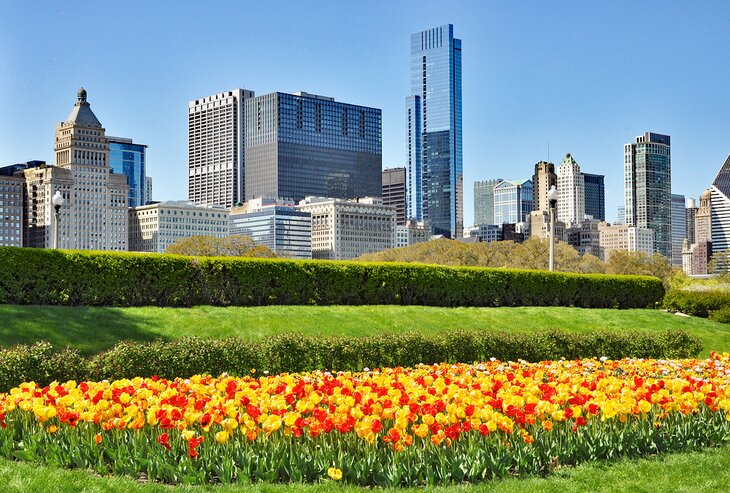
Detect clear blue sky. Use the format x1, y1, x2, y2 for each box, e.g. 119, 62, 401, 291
2, 0, 729, 226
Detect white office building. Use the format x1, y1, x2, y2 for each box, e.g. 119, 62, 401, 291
598, 223, 654, 261
128, 201, 229, 253
557, 153, 585, 227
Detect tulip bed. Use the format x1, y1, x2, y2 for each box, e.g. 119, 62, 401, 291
1, 355, 730, 486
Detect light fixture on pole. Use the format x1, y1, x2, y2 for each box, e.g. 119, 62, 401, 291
52, 190, 64, 249
547, 185, 559, 272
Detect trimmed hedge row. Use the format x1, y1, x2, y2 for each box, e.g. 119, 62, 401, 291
663, 289, 730, 318
0, 247, 664, 308
0, 330, 703, 392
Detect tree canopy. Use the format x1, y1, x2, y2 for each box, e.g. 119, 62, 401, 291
165, 235, 276, 258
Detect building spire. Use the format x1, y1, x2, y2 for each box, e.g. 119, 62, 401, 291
77, 87, 87, 103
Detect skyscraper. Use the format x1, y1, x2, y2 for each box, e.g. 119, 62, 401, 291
671, 193, 686, 265
244, 91, 381, 202
493, 179, 532, 224
406, 24, 462, 238
685, 198, 697, 245
473, 178, 503, 225
532, 161, 556, 213
23, 88, 128, 250
108, 136, 147, 207
583, 173, 605, 221
382, 168, 407, 226
711, 154, 730, 253
557, 153, 585, 227
624, 132, 672, 258
188, 89, 253, 208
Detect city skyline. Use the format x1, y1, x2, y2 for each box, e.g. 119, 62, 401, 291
2, 1, 730, 228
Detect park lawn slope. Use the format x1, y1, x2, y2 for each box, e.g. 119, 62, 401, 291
0, 304, 728, 356
0, 446, 728, 492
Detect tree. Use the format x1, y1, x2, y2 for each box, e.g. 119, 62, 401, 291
709, 249, 730, 275
165, 235, 276, 258
604, 250, 673, 281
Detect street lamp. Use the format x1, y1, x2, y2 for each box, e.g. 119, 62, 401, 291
52, 190, 64, 249
547, 185, 559, 272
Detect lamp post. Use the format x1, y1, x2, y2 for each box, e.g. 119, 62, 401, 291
52, 190, 64, 249
547, 185, 559, 272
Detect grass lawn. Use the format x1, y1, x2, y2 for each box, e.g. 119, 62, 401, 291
0, 304, 729, 356
0, 446, 728, 492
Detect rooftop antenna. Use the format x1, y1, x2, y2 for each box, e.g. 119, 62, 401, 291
547, 141, 550, 162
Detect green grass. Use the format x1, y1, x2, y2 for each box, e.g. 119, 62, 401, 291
0, 446, 728, 492
0, 304, 729, 357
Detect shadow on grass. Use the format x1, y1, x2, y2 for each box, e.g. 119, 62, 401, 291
0, 305, 170, 356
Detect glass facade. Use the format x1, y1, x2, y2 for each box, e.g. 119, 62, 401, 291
583, 173, 605, 221
109, 137, 147, 207
407, 24, 462, 238
229, 206, 312, 259
624, 132, 671, 258
473, 179, 503, 225
493, 180, 533, 225
671, 193, 686, 265
244, 92, 382, 202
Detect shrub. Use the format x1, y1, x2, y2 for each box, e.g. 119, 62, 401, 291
709, 307, 730, 324
0, 330, 702, 392
0, 247, 664, 309
663, 290, 730, 318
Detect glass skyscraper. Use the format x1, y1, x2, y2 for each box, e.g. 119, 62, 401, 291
108, 136, 147, 207
583, 173, 605, 221
473, 178, 503, 225
406, 24, 462, 238
493, 179, 533, 225
244, 91, 382, 202
624, 132, 672, 258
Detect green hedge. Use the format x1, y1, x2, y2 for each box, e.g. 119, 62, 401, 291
0, 330, 703, 392
663, 290, 730, 318
0, 247, 664, 308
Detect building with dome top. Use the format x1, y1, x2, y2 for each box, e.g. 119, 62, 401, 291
22, 88, 129, 250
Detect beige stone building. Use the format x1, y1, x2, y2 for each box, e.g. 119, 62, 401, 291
128, 201, 229, 253
297, 196, 395, 260
24, 89, 128, 250
531, 161, 556, 213
598, 223, 654, 261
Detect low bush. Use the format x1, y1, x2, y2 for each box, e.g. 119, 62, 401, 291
0, 247, 664, 309
709, 307, 730, 324
0, 329, 702, 392
663, 289, 730, 318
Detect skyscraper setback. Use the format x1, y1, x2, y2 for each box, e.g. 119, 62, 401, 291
624, 132, 672, 259
406, 24, 462, 238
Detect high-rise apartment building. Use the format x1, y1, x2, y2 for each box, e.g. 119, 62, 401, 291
229, 198, 312, 259
23, 89, 128, 250
382, 168, 407, 225
682, 190, 712, 276
243, 91, 381, 203
0, 172, 23, 247
583, 173, 605, 221
493, 179, 533, 224
108, 136, 147, 207
128, 201, 229, 253
473, 178, 503, 225
617, 206, 626, 225
624, 132, 672, 258
532, 161, 556, 213
686, 198, 697, 245
557, 153, 585, 227
711, 154, 730, 254
406, 24, 462, 238
298, 196, 395, 260
671, 194, 686, 265
188, 89, 254, 208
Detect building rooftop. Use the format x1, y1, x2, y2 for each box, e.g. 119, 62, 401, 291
65, 87, 102, 128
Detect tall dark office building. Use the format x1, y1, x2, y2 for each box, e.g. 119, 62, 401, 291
406, 24, 462, 238
244, 91, 382, 202
382, 167, 406, 225
624, 132, 672, 258
583, 173, 605, 221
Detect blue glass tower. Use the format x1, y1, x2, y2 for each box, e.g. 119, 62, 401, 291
406, 24, 462, 238
108, 136, 147, 207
